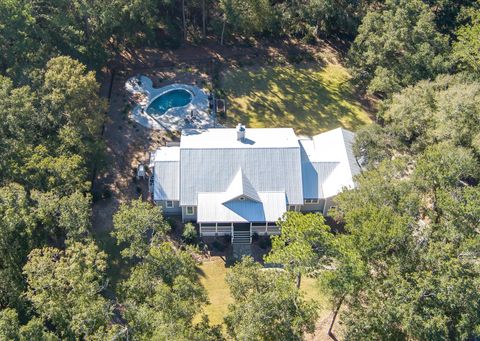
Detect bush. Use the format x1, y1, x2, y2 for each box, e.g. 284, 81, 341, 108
212, 239, 226, 252
251, 232, 259, 243
258, 236, 272, 250
182, 223, 197, 244
223, 234, 232, 244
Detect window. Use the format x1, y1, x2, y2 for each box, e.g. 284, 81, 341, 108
186, 206, 194, 215
304, 199, 319, 204
288, 205, 297, 211
239, 196, 245, 201
165, 200, 174, 208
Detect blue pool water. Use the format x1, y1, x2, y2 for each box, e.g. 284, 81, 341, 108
147, 89, 192, 115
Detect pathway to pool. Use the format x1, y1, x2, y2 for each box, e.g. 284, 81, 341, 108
125, 75, 216, 131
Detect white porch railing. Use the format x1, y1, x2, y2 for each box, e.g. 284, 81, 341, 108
199, 223, 233, 236
251, 223, 280, 236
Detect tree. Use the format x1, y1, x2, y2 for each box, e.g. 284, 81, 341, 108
225, 257, 317, 341
355, 74, 480, 167
0, 308, 19, 340
219, 0, 276, 44
119, 242, 222, 340
0, 183, 35, 311
112, 198, 170, 258
19, 317, 59, 341
453, 6, 480, 74
32, 190, 92, 243
348, 0, 451, 95
41, 56, 106, 142
265, 211, 333, 288
0, 76, 37, 184
182, 222, 197, 244
324, 133, 480, 339
23, 242, 113, 339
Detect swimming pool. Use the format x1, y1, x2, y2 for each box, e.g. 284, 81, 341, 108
147, 89, 192, 115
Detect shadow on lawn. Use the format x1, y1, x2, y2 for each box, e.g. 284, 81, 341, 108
220, 63, 372, 135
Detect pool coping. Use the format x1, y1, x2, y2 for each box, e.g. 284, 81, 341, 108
125, 76, 215, 131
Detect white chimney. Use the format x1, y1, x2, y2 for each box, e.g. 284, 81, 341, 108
236, 123, 246, 141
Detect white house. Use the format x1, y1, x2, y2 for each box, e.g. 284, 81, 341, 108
150, 125, 360, 243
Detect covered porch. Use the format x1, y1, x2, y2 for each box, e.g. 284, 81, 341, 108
198, 222, 281, 244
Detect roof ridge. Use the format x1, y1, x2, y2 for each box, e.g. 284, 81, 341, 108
223, 168, 261, 203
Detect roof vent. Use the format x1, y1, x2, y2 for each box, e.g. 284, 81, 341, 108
236, 123, 246, 141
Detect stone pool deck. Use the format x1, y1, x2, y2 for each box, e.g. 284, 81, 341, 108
125, 75, 216, 131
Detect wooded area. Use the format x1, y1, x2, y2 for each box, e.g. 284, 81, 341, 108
0, 0, 479, 339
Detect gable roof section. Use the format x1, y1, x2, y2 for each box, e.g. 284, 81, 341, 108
153, 146, 180, 201
197, 191, 287, 223
180, 128, 304, 206
223, 168, 261, 203
300, 128, 361, 199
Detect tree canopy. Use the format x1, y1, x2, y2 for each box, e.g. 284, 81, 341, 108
265, 211, 333, 287
323, 70, 480, 340
349, 0, 451, 96
225, 257, 318, 341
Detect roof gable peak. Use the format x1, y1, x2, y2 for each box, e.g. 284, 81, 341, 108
223, 168, 261, 203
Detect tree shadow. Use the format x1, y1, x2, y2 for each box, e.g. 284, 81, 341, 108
221, 63, 372, 135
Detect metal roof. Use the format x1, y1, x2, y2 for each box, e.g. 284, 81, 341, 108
197, 191, 286, 223
223, 168, 261, 203
153, 146, 180, 161
153, 127, 359, 206
299, 128, 361, 199
180, 145, 303, 206
180, 128, 300, 149
153, 146, 180, 201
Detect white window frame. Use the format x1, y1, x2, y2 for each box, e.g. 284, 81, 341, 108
165, 200, 174, 208
186, 206, 194, 215
304, 199, 319, 204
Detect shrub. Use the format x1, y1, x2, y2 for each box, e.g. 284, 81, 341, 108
212, 239, 226, 252
182, 223, 197, 244
258, 236, 272, 250
223, 234, 232, 244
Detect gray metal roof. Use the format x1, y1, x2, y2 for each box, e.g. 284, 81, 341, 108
180, 146, 304, 206
223, 168, 261, 203
153, 127, 359, 206
197, 191, 286, 223
299, 128, 361, 199
153, 146, 180, 201
154, 161, 180, 201
181, 128, 299, 149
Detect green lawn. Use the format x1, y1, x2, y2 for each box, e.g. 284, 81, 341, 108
220, 63, 372, 135
197, 258, 330, 327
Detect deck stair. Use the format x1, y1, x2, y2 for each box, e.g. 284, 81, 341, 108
232, 230, 251, 244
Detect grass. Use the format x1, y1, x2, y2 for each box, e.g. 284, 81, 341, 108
220, 63, 372, 135
197, 258, 235, 326
197, 258, 330, 327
